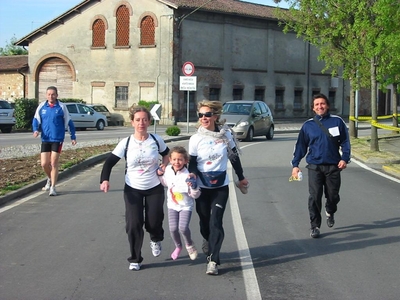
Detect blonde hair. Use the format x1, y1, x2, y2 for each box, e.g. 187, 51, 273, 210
197, 100, 225, 126
129, 104, 151, 121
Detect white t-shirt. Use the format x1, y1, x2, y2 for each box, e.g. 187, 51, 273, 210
188, 129, 236, 188
112, 133, 167, 190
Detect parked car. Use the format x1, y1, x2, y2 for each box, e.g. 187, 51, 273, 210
221, 100, 274, 141
64, 103, 108, 130
87, 104, 112, 124
0, 99, 16, 133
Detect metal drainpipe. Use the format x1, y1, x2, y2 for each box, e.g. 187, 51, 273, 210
17, 68, 26, 98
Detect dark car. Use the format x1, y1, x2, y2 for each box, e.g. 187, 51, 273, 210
221, 100, 274, 141
0, 99, 16, 133
87, 104, 112, 124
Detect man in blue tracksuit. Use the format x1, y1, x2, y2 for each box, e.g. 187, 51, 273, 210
291, 93, 351, 238
32, 86, 77, 196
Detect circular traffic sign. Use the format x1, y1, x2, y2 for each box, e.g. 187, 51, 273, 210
182, 61, 195, 76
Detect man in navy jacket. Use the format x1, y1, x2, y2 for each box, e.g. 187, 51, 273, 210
291, 93, 351, 238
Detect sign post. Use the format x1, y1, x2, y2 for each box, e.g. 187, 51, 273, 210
180, 62, 196, 133
150, 104, 161, 133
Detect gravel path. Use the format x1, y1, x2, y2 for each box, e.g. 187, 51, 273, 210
0, 138, 120, 159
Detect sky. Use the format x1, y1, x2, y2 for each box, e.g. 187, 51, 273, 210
0, 0, 284, 49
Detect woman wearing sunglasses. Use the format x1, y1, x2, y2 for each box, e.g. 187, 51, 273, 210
188, 100, 249, 275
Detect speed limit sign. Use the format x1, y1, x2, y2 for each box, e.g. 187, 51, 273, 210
182, 61, 195, 76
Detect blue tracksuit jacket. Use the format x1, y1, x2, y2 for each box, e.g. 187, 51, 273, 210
291, 113, 351, 167
32, 100, 76, 142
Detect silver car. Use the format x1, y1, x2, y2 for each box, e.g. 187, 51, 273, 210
0, 99, 16, 133
65, 103, 108, 130
221, 100, 274, 141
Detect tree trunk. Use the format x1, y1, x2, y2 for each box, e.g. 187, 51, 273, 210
348, 82, 357, 138
392, 83, 399, 134
370, 57, 379, 151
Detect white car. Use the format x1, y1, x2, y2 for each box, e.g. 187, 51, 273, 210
64, 103, 108, 130
0, 99, 16, 133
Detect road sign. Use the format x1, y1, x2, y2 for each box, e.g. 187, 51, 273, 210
182, 61, 195, 76
150, 104, 161, 121
180, 76, 197, 91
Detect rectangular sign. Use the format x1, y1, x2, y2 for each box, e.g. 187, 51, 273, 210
179, 76, 197, 91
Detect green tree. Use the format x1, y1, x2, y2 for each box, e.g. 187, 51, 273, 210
0, 36, 28, 56
275, 0, 400, 151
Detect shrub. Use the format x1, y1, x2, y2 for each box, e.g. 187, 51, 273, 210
14, 98, 38, 130
165, 126, 181, 136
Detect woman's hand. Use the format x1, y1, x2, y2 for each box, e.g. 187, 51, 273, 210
157, 164, 166, 176
100, 180, 110, 193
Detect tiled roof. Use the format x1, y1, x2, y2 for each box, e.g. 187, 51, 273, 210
15, 0, 279, 46
0, 55, 29, 71
162, 0, 277, 19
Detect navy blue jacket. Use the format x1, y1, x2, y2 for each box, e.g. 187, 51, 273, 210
291, 113, 351, 167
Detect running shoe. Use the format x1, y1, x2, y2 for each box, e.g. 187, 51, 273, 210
150, 241, 162, 257
49, 186, 57, 196
310, 227, 320, 238
129, 263, 141, 271
42, 178, 51, 191
186, 245, 198, 260
326, 211, 335, 228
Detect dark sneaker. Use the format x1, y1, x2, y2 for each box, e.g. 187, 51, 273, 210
310, 227, 320, 238
326, 211, 335, 228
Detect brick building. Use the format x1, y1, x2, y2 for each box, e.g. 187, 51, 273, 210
14, 0, 350, 124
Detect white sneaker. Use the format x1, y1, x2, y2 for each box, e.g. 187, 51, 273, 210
150, 241, 162, 257
129, 263, 141, 271
206, 261, 218, 275
186, 244, 198, 260
42, 178, 51, 191
49, 186, 57, 196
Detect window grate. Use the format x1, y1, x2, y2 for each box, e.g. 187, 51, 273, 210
275, 89, 284, 109
141, 16, 155, 45
116, 5, 130, 46
92, 19, 105, 47
294, 90, 303, 109
115, 86, 129, 108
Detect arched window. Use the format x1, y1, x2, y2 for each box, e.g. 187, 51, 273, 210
116, 5, 130, 46
140, 16, 155, 46
92, 19, 105, 47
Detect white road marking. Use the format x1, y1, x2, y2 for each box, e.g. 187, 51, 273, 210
228, 143, 262, 300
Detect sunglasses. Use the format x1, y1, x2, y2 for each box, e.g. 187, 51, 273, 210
198, 112, 214, 118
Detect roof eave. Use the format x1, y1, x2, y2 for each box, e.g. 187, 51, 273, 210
14, 0, 98, 47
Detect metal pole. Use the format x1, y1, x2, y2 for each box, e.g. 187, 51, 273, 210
186, 91, 190, 133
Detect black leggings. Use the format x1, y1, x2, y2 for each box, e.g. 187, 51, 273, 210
195, 185, 229, 265
124, 183, 165, 263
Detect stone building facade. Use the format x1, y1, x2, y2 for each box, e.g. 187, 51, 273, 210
0, 55, 28, 102
15, 0, 350, 124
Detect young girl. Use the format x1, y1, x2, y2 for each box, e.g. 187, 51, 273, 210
158, 146, 201, 261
